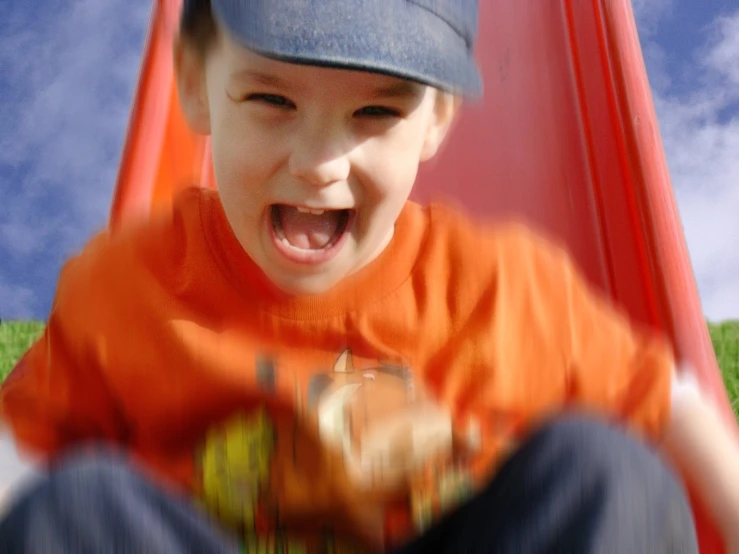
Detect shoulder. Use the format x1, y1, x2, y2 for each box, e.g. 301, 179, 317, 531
63, 186, 205, 278
418, 202, 575, 282
53, 187, 210, 327
405, 202, 582, 338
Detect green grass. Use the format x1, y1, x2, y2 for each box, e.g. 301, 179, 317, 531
1, 320, 739, 422
0, 321, 44, 382
708, 321, 739, 421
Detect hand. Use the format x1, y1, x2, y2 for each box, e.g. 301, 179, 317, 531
199, 408, 394, 548
663, 368, 739, 554
266, 415, 402, 548
265, 386, 480, 548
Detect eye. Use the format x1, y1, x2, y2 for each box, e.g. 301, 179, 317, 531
355, 105, 401, 118
245, 93, 295, 109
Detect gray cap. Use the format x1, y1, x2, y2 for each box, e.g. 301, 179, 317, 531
185, 0, 483, 97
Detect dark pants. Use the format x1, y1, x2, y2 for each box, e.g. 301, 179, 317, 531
0, 416, 698, 553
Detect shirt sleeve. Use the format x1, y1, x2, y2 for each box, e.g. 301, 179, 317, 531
552, 235, 675, 442
0, 235, 129, 463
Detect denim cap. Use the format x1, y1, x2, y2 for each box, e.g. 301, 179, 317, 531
187, 0, 482, 97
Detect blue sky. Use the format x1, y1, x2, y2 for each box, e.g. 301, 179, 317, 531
0, 0, 738, 322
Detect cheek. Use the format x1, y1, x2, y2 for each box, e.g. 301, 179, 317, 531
211, 115, 280, 192
359, 137, 424, 201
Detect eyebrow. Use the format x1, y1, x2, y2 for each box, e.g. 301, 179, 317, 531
230, 70, 291, 89
230, 69, 423, 99
369, 80, 424, 100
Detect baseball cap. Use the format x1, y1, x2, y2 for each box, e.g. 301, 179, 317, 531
185, 0, 483, 97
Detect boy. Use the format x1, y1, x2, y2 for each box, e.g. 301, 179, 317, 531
1, 0, 738, 552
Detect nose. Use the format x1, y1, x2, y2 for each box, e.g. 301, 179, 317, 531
288, 120, 351, 187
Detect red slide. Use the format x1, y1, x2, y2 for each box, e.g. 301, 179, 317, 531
110, 1, 738, 551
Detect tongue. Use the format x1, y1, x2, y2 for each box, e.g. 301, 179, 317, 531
278, 206, 343, 249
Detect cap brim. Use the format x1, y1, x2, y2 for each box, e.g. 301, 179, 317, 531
210, 0, 483, 98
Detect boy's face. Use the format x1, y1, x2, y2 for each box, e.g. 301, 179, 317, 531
176, 29, 458, 295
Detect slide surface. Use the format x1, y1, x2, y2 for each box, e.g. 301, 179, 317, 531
110, 1, 737, 551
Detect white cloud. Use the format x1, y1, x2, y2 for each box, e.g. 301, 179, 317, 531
0, 0, 150, 318
641, 10, 739, 321
704, 14, 739, 87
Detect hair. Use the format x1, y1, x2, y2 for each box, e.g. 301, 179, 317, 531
179, 0, 218, 56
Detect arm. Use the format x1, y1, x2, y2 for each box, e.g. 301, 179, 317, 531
510, 226, 738, 550
0, 237, 130, 489
0, 430, 41, 515
662, 369, 739, 552
561, 265, 739, 550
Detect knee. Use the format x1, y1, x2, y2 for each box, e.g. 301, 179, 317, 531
45, 447, 139, 503
530, 415, 657, 468
0, 448, 136, 541
528, 415, 663, 479
526, 414, 690, 509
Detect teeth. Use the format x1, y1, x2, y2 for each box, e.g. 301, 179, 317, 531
279, 235, 328, 252
296, 207, 325, 215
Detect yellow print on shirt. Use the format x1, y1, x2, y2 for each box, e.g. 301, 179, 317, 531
200, 409, 323, 552
200, 410, 274, 530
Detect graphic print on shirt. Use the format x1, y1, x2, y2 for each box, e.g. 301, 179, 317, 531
197, 349, 481, 549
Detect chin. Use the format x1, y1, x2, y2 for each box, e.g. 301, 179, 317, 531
270, 274, 341, 297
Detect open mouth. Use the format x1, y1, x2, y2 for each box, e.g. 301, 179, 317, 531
270, 204, 353, 252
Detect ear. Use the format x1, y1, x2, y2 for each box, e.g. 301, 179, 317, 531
420, 92, 461, 162
173, 36, 211, 135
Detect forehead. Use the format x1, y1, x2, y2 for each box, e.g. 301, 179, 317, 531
211, 28, 429, 100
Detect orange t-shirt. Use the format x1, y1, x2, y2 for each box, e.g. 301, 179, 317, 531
0, 187, 674, 550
